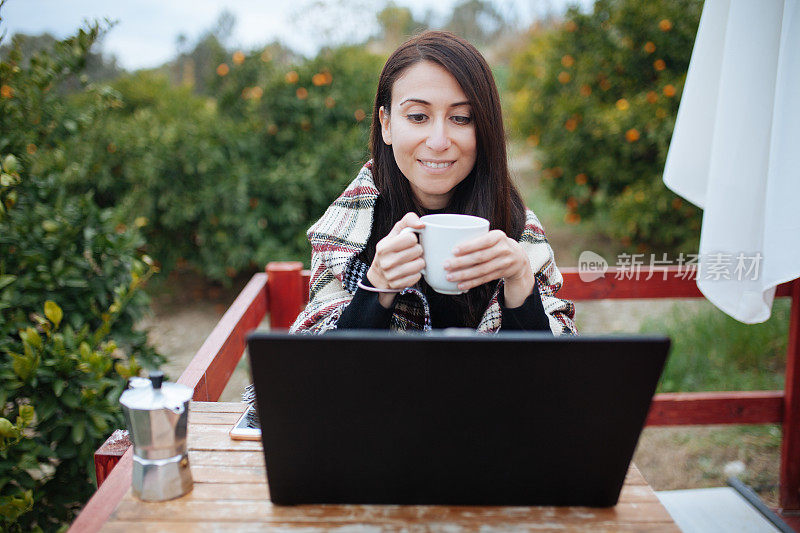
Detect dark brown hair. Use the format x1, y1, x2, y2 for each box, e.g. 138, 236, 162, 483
365, 30, 526, 327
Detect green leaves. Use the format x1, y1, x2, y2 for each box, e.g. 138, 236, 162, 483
0, 418, 17, 440
70, 422, 85, 445
10, 351, 39, 383
0, 489, 34, 527
44, 301, 63, 328
17, 405, 35, 427
1, 297, 147, 528
20, 327, 42, 350
2, 155, 20, 174
0, 275, 16, 290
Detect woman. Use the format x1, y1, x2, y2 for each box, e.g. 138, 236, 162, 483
290, 30, 576, 335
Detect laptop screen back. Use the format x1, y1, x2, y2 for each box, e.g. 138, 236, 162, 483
246, 331, 669, 506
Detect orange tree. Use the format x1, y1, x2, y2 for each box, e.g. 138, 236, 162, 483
508, 0, 703, 252
52, 45, 384, 280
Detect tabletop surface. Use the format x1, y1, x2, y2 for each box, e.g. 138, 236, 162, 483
99, 402, 679, 532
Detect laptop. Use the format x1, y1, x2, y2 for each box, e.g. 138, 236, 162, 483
245, 331, 669, 507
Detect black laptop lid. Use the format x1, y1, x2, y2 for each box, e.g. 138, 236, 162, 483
246, 331, 669, 507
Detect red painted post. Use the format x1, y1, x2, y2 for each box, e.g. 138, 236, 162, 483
93, 430, 131, 487
266, 262, 304, 329
781, 279, 800, 512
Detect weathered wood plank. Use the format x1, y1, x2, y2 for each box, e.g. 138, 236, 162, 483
190, 465, 266, 484
188, 410, 245, 425
110, 483, 654, 514
190, 401, 248, 414
180, 482, 269, 501
617, 484, 661, 503
102, 520, 679, 532
187, 425, 262, 451
188, 450, 264, 467
110, 499, 675, 524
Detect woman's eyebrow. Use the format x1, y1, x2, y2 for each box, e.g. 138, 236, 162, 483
398, 98, 471, 108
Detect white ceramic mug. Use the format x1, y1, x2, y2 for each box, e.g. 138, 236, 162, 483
401, 214, 490, 294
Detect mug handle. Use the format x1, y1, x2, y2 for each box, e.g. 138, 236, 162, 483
400, 226, 426, 276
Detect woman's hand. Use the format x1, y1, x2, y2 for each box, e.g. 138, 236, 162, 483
444, 230, 535, 308
366, 212, 426, 308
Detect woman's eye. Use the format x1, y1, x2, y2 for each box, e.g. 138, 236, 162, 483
452, 115, 472, 125
406, 114, 427, 123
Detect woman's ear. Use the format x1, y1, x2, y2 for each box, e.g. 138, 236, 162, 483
379, 106, 392, 145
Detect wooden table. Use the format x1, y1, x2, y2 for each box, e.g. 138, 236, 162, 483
94, 402, 678, 532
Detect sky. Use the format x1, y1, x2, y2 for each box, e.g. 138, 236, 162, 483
0, 0, 582, 71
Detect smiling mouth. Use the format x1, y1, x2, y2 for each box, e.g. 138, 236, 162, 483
418, 160, 454, 169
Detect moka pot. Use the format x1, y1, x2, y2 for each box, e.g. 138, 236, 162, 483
119, 371, 193, 501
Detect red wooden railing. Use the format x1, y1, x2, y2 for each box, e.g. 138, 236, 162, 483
75, 262, 800, 532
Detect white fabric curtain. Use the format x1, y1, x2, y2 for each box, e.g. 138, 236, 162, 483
663, 0, 800, 323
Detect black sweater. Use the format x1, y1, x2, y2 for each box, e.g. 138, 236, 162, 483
336, 272, 551, 332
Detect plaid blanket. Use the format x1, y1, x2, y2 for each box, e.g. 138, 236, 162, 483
289, 161, 577, 335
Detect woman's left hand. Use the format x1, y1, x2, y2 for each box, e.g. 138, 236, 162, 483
444, 230, 535, 308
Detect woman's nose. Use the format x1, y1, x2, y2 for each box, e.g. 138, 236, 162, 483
425, 121, 452, 151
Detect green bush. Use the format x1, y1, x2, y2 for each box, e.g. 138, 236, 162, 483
1, 23, 161, 530
1, 297, 147, 532
0, 25, 160, 367
51, 45, 383, 280
508, 0, 703, 252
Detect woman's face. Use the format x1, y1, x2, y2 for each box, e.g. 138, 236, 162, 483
379, 61, 477, 210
